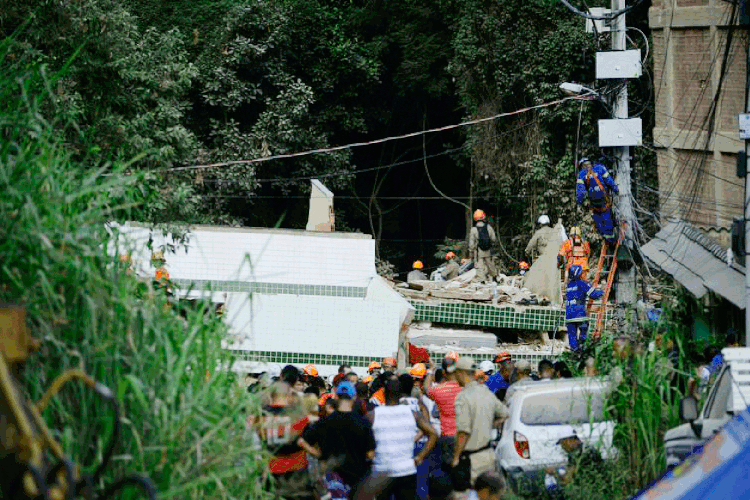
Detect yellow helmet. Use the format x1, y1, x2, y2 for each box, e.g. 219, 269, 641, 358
413, 260, 424, 269
473, 209, 486, 222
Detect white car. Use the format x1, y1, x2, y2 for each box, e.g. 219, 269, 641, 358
494, 377, 616, 495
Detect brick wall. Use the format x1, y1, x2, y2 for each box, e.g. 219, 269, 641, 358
649, 0, 744, 229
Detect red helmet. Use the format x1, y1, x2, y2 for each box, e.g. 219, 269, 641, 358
473, 209, 486, 222
445, 251, 456, 261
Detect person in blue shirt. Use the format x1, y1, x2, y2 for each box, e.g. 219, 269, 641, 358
484, 352, 517, 400
565, 265, 603, 351
576, 157, 619, 246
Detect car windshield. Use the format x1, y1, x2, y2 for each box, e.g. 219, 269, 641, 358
520, 390, 606, 425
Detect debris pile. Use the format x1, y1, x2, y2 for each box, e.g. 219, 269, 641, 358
392, 270, 552, 306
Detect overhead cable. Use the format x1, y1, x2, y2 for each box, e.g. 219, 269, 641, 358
166, 96, 585, 173
558, 0, 646, 20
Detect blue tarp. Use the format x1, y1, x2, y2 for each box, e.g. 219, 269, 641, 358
632, 407, 750, 500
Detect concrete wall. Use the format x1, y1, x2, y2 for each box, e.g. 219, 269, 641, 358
649, 0, 746, 229
109, 223, 411, 377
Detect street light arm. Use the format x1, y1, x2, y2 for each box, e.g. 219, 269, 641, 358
558, 82, 598, 97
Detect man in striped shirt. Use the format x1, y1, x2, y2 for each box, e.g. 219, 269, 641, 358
425, 355, 463, 472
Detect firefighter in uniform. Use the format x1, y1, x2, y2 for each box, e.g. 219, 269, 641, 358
564, 265, 603, 351
558, 226, 590, 280
576, 158, 619, 246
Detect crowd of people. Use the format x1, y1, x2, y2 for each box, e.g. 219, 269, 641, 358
247, 352, 578, 500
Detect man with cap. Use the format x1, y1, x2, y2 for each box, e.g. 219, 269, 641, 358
298, 381, 376, 499
484, 352, 516, 400
452, 357, 509, 485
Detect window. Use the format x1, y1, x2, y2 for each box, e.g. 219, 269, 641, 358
520, 390, 606, 425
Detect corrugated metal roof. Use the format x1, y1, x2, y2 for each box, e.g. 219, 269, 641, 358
642, 220, 745, 309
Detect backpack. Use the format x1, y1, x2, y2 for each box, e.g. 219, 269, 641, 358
477, 225, 492, 251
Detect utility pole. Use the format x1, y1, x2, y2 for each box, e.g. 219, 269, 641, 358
744, 1, 750, 345
611, 0, 637, 307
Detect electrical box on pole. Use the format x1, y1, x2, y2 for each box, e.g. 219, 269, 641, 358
598, 118, 643, 146
596, 50, 642, 79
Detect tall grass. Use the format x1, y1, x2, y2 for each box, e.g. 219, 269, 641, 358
554, 310, 693, 500
0, 36, 269, 499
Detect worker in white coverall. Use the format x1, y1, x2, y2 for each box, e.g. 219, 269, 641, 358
469, 209, 497, 283
523, 215, 564, 305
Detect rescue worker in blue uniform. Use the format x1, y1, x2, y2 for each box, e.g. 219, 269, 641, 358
576, 157, 619, 245
565, 265, 603, 351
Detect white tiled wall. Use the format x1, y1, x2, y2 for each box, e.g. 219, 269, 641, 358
110, 223, 376, 287
225, 293, 400, 357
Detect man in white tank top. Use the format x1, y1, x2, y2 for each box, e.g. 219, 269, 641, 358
368, 377, 437, 500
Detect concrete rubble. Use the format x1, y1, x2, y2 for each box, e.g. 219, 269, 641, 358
393, 271, 552, 306
407, 323, 567, 360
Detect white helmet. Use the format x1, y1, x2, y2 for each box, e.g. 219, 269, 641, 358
537, 214, 550, 225
479, 360, 495, 374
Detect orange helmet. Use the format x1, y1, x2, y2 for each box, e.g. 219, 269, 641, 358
494, 351, 511, 364
445, 251, 456, 261
155, 268, 170, 281
413, 260, 424, 270
473, 209, 486, 222
519, 261, 530, 270
383, 357, 397, 368
446, 351, 459, 361
303, 363, 318, 377
410, 363, 427, 378
368, 361, 382, 372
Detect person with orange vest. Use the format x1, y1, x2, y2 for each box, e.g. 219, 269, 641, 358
576, 157, 619, 245
558, 226, 591, 280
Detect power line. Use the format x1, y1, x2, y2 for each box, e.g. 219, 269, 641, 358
558, 0, 646, 20
165, 96, 584, 173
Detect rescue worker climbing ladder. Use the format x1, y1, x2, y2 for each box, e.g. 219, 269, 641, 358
576, 158, 619, 245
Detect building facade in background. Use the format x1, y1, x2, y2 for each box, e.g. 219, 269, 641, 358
649, 0, 747, 241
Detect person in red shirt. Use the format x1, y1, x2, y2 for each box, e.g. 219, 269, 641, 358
424, 355, 463, 477
255, 381, 314, 500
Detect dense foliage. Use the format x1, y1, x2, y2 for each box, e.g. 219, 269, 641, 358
0, 39, 268, 498
0, 0, 656, 269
